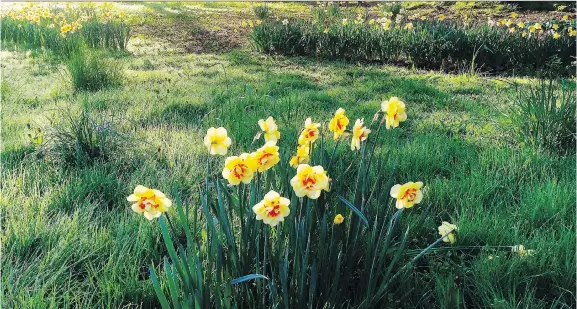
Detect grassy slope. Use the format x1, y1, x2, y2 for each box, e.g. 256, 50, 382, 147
2, 2, 575, 308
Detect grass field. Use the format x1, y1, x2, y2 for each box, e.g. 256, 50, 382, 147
2, 2, 576, 308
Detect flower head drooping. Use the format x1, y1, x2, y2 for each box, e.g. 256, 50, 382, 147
381, 97, 407, 129
438, 221, 458, 244
290, 164, 330, 199
204, 127, 232, 156
328, 108, 349, 140
252, 190, 291, 227
298, 118, 321, 145
251, 142, 280, 172
390, 181, 424, 209
128, 185, 172, 220
258, 116, 281, 144
289, 144, 310, 168
334, 214, 345, 224
512, 245, 535, 257
222, 153, 257, 185
350, 119, 371, 151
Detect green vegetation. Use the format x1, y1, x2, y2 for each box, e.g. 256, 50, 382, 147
250, 4, 576, 76
2, 2, 575, 309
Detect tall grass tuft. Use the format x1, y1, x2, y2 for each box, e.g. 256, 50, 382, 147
66, 48, 123, 92
38, 109, 125, 167
511, 79, 576, 155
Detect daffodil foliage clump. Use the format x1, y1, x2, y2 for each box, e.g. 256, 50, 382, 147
250, 4, 576, 76
131, 98, 463, 308
1, 3, 130, 57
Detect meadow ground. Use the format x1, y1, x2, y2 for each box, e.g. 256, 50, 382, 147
2, 2, 576, 308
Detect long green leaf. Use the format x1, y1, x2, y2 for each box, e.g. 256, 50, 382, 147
337, 194, 369, 227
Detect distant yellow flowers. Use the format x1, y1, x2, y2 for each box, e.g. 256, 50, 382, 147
222, 153, 256, 185
329, 108, 349, 140
390, 181, 424, 209
511, 12, 518, 19
381, 97, 407, 130
298, 118, 321, 145
128, 185, 172, 220
253, 190, 290, 227
290, 164, 329, 199
350, 119, 370, 151
334, 214, 345, 224
438, 221, 457, 244
438, 14, 445, 21
204, 127, 232, 156
258, 116, 280, 144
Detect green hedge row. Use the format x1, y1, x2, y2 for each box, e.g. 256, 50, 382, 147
250, 19, 576, 76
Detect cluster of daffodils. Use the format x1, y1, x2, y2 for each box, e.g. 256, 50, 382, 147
489, 12, 576, 39
240, 19, 262, 29
2, 2, 129, 38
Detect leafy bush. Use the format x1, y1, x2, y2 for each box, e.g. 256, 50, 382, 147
511, 79, 576, 155
251, 16, 576, 76
66, 48, 123, 92
39, 109, 125, 166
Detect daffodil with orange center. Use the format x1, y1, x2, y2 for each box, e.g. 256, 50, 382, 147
252, 190, 291, 227
204, 127, 232, 156
328, 108, 349, 140
128, 185, 172, 220
390, 181, 424, 209
289, 144, 310, 168
251, 142, 280, 172
258, 116, 280, 144
350, 119, 371, 151
290, 164, 329, 199
381, 96, 407, 129
222, 153, 257, 185
298, 118, 321, 145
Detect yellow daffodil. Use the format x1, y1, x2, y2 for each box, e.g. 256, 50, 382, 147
289, 144, 310, 168
350, 119, 370, 151
381, 96, 407, 129
512, 245, 534, 257
128, 185, 172, 220
258, 116, 280, 144
298, 117, 321, 145
421, 16, 426, 20
248, 19, 254, 28
334, 214, 345, 224
342, 18, 348, 25
328, 108, 349, 140
251, 142, 280, 172
522, 31, 528, 37
290, 164, 329, 199
252, 190, 290, 227
511, 12, 518, 19
256, 20, 262, 25
222, 153, 257, 185
517, 22, 525, 28
562, 15, 569, 21
528, 25, 536, 33
438, 221, 458, 244
505, 20, 512, 27
119, 11, 125, 18
61, 24, 72, 33
404, 22, 414, 30
568, 26, 574, 33
553, 32, 560, 39
509, 27, 516, 33
390, 181, 424, 209
241, 21, 247, 27
534, 23, 542, 30
438, 14, 445, 21
552, 23, 559, 30
369, 19, 375, 25
323, 27, 329, 34
204, 127, 232, 156
570, 29, 576, 37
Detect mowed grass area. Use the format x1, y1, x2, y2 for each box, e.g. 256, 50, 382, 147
2, 2, 576, 308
